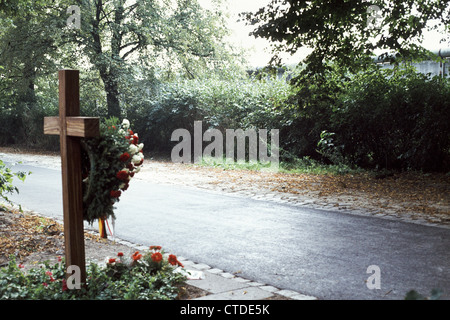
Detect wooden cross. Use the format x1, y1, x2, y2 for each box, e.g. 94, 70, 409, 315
43, 70, 100, 285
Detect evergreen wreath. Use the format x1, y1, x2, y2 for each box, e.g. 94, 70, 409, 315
81, 118, 144, 224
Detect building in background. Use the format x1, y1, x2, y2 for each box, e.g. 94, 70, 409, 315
374, 48, 450, 77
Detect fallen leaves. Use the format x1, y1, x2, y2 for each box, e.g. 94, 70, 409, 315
138, 160, 449, 225
0, 209, 64, 266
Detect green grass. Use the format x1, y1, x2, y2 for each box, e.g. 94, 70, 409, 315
196, 155, 362, 175
279, 156, 362, 175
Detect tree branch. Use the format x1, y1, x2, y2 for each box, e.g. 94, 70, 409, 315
124, 2, 139, 16
119, 41, 140, 52
121, 43, 142, 60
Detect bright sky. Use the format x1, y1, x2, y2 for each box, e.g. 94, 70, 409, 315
199, 0, 309, 67
199, 0, 449, 67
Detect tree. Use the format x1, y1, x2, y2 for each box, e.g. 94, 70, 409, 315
243, 0, 450, 81
0, 0, 64, 106
65, 0, 231, 118
0, 0, 67, 145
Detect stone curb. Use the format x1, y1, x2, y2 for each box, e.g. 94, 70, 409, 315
171, 256, 318, 301
93, 230, 319, 300
8, 204, 319, 300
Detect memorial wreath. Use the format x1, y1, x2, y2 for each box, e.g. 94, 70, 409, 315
81, 118, 144, 225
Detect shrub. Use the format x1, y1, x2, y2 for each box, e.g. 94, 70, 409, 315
0, 247, 186, 300
0, 160, 30, 209
280, 63, 450, 172
125, 71, 293, 155
332, 65, 450, 171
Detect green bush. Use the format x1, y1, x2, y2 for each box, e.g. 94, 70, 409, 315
125, 71, 293, 155
2, 61, 448, 172
0, 160, 30, 209
0, 70, 106, 151
405, 289, 442, 300
0, 248, 186, 300
278, 63, 450, 172
332, 65, 450, 171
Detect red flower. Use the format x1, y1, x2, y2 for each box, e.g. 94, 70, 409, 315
110, 190, 121, 198
45, 271, 55, 282
108, 258, 116, 264
62, 279, 68, 292
168, 254, 184, 267
119, 152, 130, 162
132, 135, 139, 145
117, 252, 124, 257
151, 252, 163, 263
116, 170, 129, 181
132, 251, 142, 261
150, 245, 162, 251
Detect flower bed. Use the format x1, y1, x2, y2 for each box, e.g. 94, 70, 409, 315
0, 247, 186, 300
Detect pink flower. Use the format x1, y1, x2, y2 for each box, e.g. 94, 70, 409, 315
46, 271, 55, 282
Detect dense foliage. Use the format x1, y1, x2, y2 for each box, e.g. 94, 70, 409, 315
0, 160, 30, 209
1, 61, 449, 172
125, 70, 293, 153
331, 65, 450, 171
243, 0, 450, 78
1, 1, 449, 172
0, 247, 185, 300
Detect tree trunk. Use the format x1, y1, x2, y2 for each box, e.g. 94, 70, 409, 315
90, 0, 123, 119
20, 59, 37, 107
103, 74, 121, 118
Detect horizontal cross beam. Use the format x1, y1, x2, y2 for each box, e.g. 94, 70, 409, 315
44, 116, 100, 138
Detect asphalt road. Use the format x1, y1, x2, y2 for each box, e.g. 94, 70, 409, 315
4, 161, 450, 300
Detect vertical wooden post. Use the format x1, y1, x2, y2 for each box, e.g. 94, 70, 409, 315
58, 69, 86, 284
44, 70, 100, 287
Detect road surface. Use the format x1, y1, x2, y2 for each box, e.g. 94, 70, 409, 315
3, 160, 450, 300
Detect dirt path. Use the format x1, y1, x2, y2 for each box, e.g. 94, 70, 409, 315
1, 147, 449, 228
